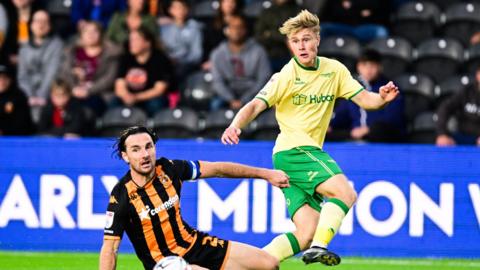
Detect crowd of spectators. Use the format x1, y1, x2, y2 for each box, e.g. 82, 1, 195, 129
0, 0, 479, 146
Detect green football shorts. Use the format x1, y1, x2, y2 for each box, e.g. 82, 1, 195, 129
273, 146, 343, 219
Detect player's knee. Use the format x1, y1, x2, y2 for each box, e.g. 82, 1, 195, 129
347, 188, 358, 206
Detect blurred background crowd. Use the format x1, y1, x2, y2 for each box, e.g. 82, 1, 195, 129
0, 0, 479, 146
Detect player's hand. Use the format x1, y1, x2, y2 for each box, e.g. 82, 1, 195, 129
436, 134, 456, 146
221, 126, 241, 145
350, 126, 369, 140
379, 81, 399, 103
264, 169, 290, 188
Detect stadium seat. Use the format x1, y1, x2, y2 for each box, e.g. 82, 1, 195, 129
248, 108, 278, 140
151, 107, 199, 139
192, 0, 219, 19
443, 2, 480, 45
97, 107, 148, 137
46, 0, 72, 38
391, 1, 441, 45
433, 0, 461, 10
243, 0, 272, 18
412, 38, 464, 82
466, 44, 480, 74
367, 37, 413, 78
318, 36, 361, 72
409, 111, 437, 144
394, 73, 435, 122
183, 71, 215, 112
202, 109, 237, 139
434, 75, 471, 107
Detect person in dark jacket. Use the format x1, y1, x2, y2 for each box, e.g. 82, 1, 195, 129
0, 62, 34, 135
329, 49, 406, 142
436, 65, 480, 146
38, 79, 87, 138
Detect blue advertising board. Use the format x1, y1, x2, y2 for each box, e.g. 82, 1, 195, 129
0, 137, 479, 258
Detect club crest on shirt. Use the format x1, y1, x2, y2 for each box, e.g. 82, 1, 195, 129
105, 211, 114, 229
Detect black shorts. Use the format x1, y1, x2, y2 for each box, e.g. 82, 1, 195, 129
183, 231, 231, 270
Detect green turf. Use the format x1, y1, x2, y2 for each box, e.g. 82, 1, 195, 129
0, 251, 479, 270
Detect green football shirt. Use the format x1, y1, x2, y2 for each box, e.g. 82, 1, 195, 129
255, 56, 364, 153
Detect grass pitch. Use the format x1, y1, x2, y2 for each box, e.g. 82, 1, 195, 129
0, 251, 479, 270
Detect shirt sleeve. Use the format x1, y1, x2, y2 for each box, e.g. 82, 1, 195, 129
104, 184, 127, 240
255, 72, 288, 108
171, 159, 201, 181
337, 64, 364, 100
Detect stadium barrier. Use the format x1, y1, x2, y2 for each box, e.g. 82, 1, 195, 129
0, 137, 479, 258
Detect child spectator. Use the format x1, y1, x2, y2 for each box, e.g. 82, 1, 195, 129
38, 79, 88, 138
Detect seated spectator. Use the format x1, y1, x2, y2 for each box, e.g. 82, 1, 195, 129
254, 0, 301, 71
38, 79, 87, 138
202, 0, 244, 70
210, 14, 271, 110
17, 10, 63, 122
59, 20, 121, 116
436, 65, 480, 147
106, 0, 157, 46
71, 0, 127, 30
329, 49, 406, 142
0, 62, 34, 135
159, 0, 202, 82
320, 0, 390, 43
112, 26, 174, 116
0, 1, 18, 65
13, 0, 42, 45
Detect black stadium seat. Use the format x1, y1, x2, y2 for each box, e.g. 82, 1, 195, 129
183, 71, 215, 112
392, 1, 441, 45
318, 36, 361, 72
97, 107, 148, 137
367, 37, 413, 78
202, 109, 237, 139
409, 111, 437, 144
151, 108, 199, 139
395, 73, 435, 122
443, 2, 480, 45
412, 38, 464, 82
466, 44, 480, 74
434, 75, 472, 106
243, 0, 272, 18
192, 0, 219, 19
433, 0, 461, 10
248, 108, 279, 140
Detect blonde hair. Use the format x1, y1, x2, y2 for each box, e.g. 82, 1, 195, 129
279, 10, 320, 37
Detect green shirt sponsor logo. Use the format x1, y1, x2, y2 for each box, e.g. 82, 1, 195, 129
292, 94, 307, 105
292, 93, 335, 105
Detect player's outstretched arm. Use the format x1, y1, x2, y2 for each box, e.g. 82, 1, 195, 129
351, 81, 399, 110
99, 239, 121, 270
221, 99, 267, 145
199, 161, 289, 188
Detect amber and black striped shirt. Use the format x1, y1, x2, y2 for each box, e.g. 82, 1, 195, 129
104, 157, 201, 269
